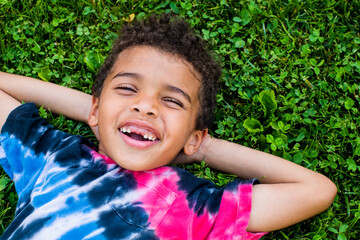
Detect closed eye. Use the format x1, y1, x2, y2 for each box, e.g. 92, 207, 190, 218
115, 84, 137, 94
162, 97, 184, 109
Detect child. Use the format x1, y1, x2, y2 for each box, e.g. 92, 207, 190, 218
0, 14, 336, 239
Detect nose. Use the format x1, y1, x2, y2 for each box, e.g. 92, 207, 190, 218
130, 96, 158, 117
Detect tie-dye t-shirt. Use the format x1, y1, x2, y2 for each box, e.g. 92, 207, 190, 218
0, 103, 266, 240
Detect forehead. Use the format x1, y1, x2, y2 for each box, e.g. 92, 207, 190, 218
113, 45, 201, 78
107, 46, 201, 98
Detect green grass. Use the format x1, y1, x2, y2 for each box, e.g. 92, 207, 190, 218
0, 0, 359, 239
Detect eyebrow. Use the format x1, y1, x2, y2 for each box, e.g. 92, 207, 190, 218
113, 72, 192, 103
165, 84, 192, 104
113, 72, 140, 80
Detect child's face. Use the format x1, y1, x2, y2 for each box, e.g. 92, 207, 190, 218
88, 46, 206, 171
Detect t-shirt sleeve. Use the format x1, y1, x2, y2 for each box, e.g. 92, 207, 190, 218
0, 103, 70, 204
164, 168, 267, 239
206, 179, 267, 239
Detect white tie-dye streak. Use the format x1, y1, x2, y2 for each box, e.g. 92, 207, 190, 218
0, 145, 6, 159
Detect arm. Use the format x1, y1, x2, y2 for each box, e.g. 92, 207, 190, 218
0, 89, 21, 131
191, 134, 337, 232
0, 71, 92, 123
0, 72, 97, 136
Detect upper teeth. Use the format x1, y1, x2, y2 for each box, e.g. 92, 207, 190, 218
121, 127, 131, 133
120, 127, 157, 141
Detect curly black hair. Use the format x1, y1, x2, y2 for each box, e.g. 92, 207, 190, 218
92, 14, 222, 130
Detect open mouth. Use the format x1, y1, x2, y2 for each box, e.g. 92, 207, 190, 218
120, 126, 158, 142
123, 132, 153, 141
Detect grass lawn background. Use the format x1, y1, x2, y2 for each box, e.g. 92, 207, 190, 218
0, 0, 359, 239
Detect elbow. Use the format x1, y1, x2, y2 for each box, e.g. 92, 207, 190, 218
316, 176, 337, 211
326, 180, 337, 206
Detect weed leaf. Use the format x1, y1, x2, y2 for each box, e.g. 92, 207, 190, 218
346, 159, 357, 172
38, 67, 52, 82
0, 177, 10, 192
84, 50, 105, 73
259, 90, 277, 116
240, 10, 251, 26
344, 97, 354, 110
243, 118, 263, 133
170, 2, 179, 14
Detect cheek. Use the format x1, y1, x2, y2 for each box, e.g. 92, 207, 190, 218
169, 115, 195, 142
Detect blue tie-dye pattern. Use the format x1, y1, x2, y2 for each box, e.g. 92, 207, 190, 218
1, 136, 99, 239
1, 133, 156, 239
0, 103, 265, 240
0, 140, 12, 179
0, 133, 45, 213
61, 224, 107, 240
174, 167, 258, 216
0, 103, 160, 240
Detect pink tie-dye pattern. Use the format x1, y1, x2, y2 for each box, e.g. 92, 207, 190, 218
208, 184, 266, 239
132, 167, 266, 240
132, 167, 191, 239
130, 169, 177, 229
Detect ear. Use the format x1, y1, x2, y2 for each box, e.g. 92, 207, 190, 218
183, 129, 208, 156
88, 96, 100, 127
